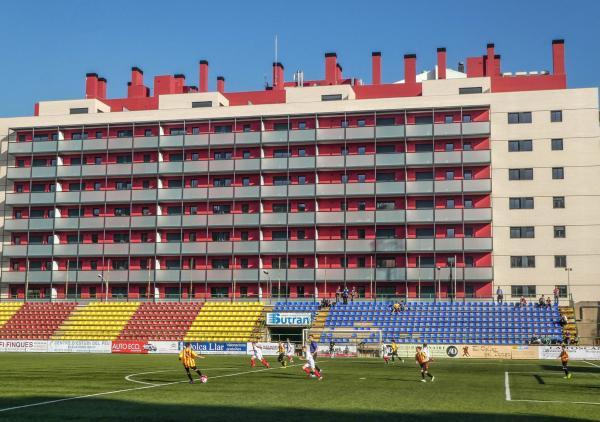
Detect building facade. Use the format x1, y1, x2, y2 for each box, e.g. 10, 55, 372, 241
0, 40, 598, 301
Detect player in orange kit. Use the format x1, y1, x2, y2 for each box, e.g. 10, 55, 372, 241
415, 346, 435, 383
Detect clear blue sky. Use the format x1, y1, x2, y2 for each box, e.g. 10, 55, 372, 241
1, 0, 598, 117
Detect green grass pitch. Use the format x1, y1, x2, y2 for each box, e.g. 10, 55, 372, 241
0, 353, 599, 421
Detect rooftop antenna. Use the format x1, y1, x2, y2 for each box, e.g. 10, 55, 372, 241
274, 34, 278, 86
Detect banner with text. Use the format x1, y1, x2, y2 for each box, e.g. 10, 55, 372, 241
48, 340, 111, 353
179, 342, 248, 355
246, 342, 280, 356
317, 343, 358, 358
0, 340, 48, 353
148, 341, 179, 354
266, 312, 312, 326
539, 345, 600, 360
111, 340, 150, 354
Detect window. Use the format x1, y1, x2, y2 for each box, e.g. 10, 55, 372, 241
508, 112, 532, 124
213, 178, 231, 187
357, 119, 366, 127
298, 148, 306, 157
465, 227, 474, 238
296, 258, 305, 269
115, 180, 132, 190
556, 285, 568, 298
415, 143, 433, 152
192, 101, 212, 108
358, 201, 366, 211
340, 229, 347, 239
376, 172, 395, 182
242, 150, 251, 159
415, 116, 432, 125
69, 182, 85, 191
554, 225, 566, 238
215, 125, 232, 133
113, 233, 129, 243
415, 171, 433, 181
32, 158, 47, 167
511, 285, 537, 298
214, 151, 232, 160
340, 120, 349, 128
90, 261, 97, 270
242, 177, 250, 187
91, 234, 98, 244
144, 129, 153, 137
167, 206, 182, 216
66, 234, 80, 244
462, 114, 472, 123
272, 230, 288, 240
415, 200, 434, 209
274, 123, 289, 131
444, 115, 453, 124
446, 228, 455, 238
357, 257, 366, 268
191, 152, 199, 161
116, 155, 132, 164
376, 200, 395, 210
415, 228, 434, 238
140, 233, 148, 243
165, 259, 181, 270
297, 230, 306, 240
357, 229, 366, 239
169, 153, 184, 162
190, 179, 199, 188
95, 156, 103, 165
117, 130, 133, 138
95, 131, 103, 139
114, 207, 130, 217
70, 107, 88, 115
341, 174, 349, 184
464, 199, 474, 209
112, 260, 129, 270
240, 231, 249, 241
321, 94, 342, 101
240, 259, 249, 269
552, 167, 564, 179
376, 145, 395, 154
463, 142, 472, 151
166, 233, 181, 243
376, 257, 396, 268
509, 197, 534, 209
459, 87, 483, 94
376, 117, 395, 126
70, 157, 81, 166
93, 208, 100, 217
357, 174, 366, 183
94, 182, 101, 191
551, 138, 563, 151
273, 176, 290, 186
509, 168, 533, 180
242, 124, 251, 132
68, 208, 82, 217
213, 204, 231, 214
554, 255, 567, 268
550, 110, 563, 122
446, 199, 455, 209
30, 209, 45, 218
340, 257, 348, 268
241, 204, 250, 214
142, 180, 150, 189
418, 257, 435, 268
508, 140, 533, 152
169, 128, 185, 135
272, 203, 288, 213
212, 231, 230, 242
297, 203, 306, 212
340, 201, 347, 211
553, 196, 565, 209
510, 256, 536, 268
376, 228, 395, 239
445, 143, 454, 152
298, 176, 306, 185
357, 146, 366, 155
272, 257, 288, 269
445, 170, 454, 180
341, 147, 348, 156
510, 226, 535, 238
298, 122, 307, 130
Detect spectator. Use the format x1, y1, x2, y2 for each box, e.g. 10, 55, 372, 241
351, 286, 357, 303
342, 287, 349, 305
538, 295, 545, 308
546, 296, 552, 308
553, 286, 560, 305
496, 286, 504, 304
564, 330, 572, 345
559, 314, 568, 327
392, 302, 401, 313
519, 296, 527, 308
529, 334, 542, 345
335, 286, 341, 304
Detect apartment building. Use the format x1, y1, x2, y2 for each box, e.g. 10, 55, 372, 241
0, 39, 598, 301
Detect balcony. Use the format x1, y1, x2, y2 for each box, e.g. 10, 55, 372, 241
181, 242, 207, 255
288, 212, 315, 225
288, 184, 315, 197
287, 269, 315, 281
184, 134, 209, 147
27, 272, 52, 283
129, 243, 157, 255
106, 138, 133, 151
433, 122, 461, 137
233, 269, 260, 282
3, 219, 29, 231
316, 155, 344, 169
376, 239, 406, 252
262, 158, 288, 171
77, 244, 104, 256
261, 131, 287, 143
405, 124, 433, 138
207, 242, 233, 255
405, 181, 434, 194
28, 245, 53, 257
233, 241, 259, 254
463, 150, 491, 164
405, 238, 434, 251
8, 142, 33, 155
345, 239, 374, 253
210, 133, 234, 146
158, 162, 183, 174
206, 269, 234, 282
463, 208, 492, 222
104, 216, 131, 229
376, 181, 405, 195
406, 209, 434, 223
102, 243, 130, 256
345, 182, 374, 196
346, 211, 374, 224
209, 160, 234, 173
156, 242, 182, 255
434, 151, 461, 165
261, 213, 287, 226
316, 240, 344, 253
375, 125, 405, 139
376, 268, 406, 281
406, 152, 433, 166
235, 186, 259, 199
289, 129, 316, 142
260, 240, 286, 254
289, 156, 316, 170
28, 219, 54, 231
235, 132, 260, 145
30, 192, 56, 205
234, 214, 260, 226
316, 184, 344, 197
58, 140, 83, 153
234, 159, 260, 172
345, 268, 372, 280
7, 167, 32, 180
32, 141, 58, 153
2, 245, 28, 257
182, 188, 208, 201
105, 190, 131, 203
81, 165, 107, 177
159, 135, 184, 148
6, 193, 29, 205
464, 237, 493, 251
155, 270, 183, 282
346, 127, 374, 140
51, 270, 78, 283
133, 136, 159, 149
315, 268, 344, 282
346, 155, 374, 168
181, 215, 207, 227
183, 161, 208, 173
261, 185, 287, 198
287, 240, 315, 254
434, 208, 463, 222
52, 244, 79, 257
82, 138, 108, 152
209, 187, 234, 199
434, 238, 463, 251
158, 188, 182, 201
207, 214, 233, 226
156, 215, 182, 228
375, 153, 405, 167
464, 267, 493, 280
316, 211, 344, 225
463, 179, 491, 193
462, 121, 490, 136
78, 217, 104, 230
435, 180, 462, 194
316, 128, 345, 141
375, 209, 405, 224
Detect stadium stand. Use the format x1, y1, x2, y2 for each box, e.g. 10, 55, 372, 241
313, 301, 564, 345
0, 302, 77, 340
118, 302, 203, 341
0, 302, 23, 329
272, 301, 320, 317
52, 302, 140, 341
185, 302, 264, 342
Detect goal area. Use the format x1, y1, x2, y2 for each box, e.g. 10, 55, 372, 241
302, 328, 383, 358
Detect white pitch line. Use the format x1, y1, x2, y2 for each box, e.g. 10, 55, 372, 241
124, 367, 238, 386
584, 360, 600, 368
0, 364, 301, 414
510, 399, 600, 406
504, 371, 511, 401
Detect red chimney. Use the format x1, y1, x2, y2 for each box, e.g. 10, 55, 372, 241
217, 76, 225, 93
437, 48, 446, 80
404, 54, 416, 84
199, 60, 209, 92
371, 52, 381, 85
325, 52, 337, 84
97, 77, 107, 99
486, 43, 495, 76
131, 66, 143, 85
336, 63, 343, 82
552, 39, 565, 75
85, 73, 98, 99
494, 54, 501, 77
174, 74, 185, 93
128, 67, 148, 98
272, 62, 284, 90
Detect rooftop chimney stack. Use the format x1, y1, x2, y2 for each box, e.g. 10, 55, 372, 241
97, 77, 107, 99
325, 52, 337, 84
336, 63, 343, 82
199, 60, 209, 92
404, 54, 416, 84
437, 48, 446, 80
371, 52, 381, 85
486, 43, 495, 76
131, 67, 143, 86
272, 62, 284, 90
217, 76, 225, 93
128, 67, 148, 98
552, 39, 565, 75
85, 73, 99, 99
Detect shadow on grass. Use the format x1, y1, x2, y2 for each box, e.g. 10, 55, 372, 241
0, 398, 594, 422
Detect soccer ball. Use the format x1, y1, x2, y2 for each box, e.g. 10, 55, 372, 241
200, 375, 208, 384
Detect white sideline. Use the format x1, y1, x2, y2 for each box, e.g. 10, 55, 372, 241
125, 367, 237, 386
0, 364, 301, 413
504, 371, 511, 401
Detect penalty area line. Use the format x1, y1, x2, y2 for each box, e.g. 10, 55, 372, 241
0, 364, 302, 414
504, 372, 511, 401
